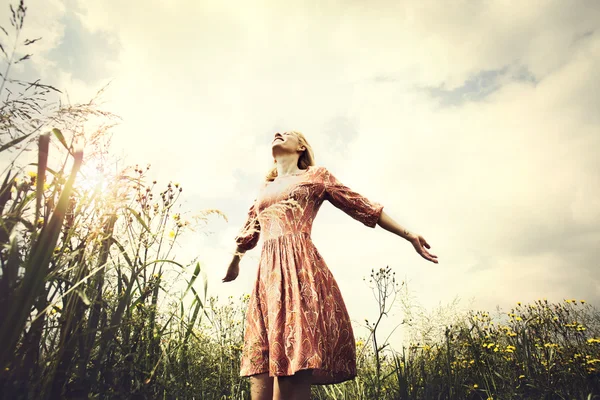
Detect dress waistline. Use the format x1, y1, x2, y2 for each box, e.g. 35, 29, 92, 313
262, 231, 311, 242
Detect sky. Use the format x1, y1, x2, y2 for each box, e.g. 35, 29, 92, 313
3, 0, 600, 348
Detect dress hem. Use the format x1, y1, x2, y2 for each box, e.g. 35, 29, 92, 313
241, 367, 357, 386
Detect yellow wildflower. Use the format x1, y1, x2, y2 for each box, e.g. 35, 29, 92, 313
168, 230, 175, 238
473, 384, 479, 389
519, 375, 525, 379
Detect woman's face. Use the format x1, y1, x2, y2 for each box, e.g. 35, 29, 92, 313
272, 131, 304, 154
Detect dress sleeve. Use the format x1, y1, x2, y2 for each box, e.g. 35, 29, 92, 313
234, 200, 260, 251
322, 167, 384, 228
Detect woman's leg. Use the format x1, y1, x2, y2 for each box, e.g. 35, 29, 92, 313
250, 372, 273, 400
273, 369, 313, 400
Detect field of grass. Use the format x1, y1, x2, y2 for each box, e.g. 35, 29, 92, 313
1, 2, 599, 399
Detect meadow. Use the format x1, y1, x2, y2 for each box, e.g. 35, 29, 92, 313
1, 2, 599, 399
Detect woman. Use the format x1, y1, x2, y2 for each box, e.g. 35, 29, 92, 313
223, 131, 438, 400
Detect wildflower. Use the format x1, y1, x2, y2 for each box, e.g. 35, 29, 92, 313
27, 171, 37, 179
519, 374, 525, 379
581, 300, 586, 304
517, 302, 521, 306
587, 359, 600, 365
515, 316, 522, 321
586, 338, 600, 344
473, 384, 479, 389
169, 230, 175, 238
469, 360, 475, 365
356, 340, 364, 347
506, 345, 516, 353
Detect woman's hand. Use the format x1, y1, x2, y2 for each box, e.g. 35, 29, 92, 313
222, 259, 240, 282
408, 233, 438, 264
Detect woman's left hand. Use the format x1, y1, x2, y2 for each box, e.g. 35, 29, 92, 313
408, 234, 438, 264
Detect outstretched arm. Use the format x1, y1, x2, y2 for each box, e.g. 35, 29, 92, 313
376, 210, 439, 264
223, 199, 261, 283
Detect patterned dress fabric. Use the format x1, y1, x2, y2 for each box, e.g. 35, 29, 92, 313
235, 165, 384, 385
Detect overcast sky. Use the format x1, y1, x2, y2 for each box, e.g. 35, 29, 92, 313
6, 0, 600, 347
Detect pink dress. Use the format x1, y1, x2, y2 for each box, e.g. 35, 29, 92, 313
235, 165, 384, 385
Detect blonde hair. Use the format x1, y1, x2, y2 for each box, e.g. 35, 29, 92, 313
266, 131, 315, 182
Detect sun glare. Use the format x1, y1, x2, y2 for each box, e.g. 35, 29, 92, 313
76, 160, 110, 193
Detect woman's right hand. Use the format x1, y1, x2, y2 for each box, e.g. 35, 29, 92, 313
222, 259, 240, 282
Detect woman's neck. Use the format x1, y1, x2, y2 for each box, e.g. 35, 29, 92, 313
274, 154, 302, 177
